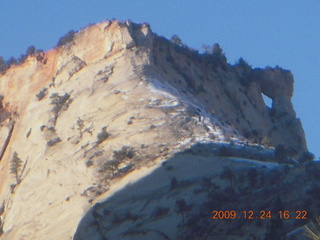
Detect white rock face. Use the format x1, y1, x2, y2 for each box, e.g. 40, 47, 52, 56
0, 20, 307, 239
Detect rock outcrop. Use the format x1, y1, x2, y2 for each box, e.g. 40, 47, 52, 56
152, 35, 306, 153
0, 20, 311, 240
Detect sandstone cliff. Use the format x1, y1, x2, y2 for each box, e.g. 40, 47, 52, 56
0, 20, 312, 240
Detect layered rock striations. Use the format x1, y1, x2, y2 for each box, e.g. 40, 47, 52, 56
0, 20, 310, 239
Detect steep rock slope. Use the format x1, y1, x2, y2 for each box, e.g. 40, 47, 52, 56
151, 36, 306, 152
0, 20, 310, 239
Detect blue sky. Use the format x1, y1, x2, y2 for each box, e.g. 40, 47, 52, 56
1, 1, 319, 158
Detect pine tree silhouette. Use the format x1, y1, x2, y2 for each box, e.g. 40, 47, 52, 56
175, 199, 190, 225
10, 151, 23, 184
264, 196, 287, 240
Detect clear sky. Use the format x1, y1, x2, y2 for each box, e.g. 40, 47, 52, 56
0, 1, 319, 158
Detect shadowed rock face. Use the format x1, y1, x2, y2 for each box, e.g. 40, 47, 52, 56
74, 144, 320, 240
257, 67, 294, 99
151, 36, 306, 154
250, 67, 306, 150
255, 67, 296, 117
0, 20, 309, 239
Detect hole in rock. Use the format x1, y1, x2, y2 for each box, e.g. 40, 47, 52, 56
262, 93, 273, 109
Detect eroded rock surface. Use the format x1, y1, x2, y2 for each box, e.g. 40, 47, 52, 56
0, 20, 308, 239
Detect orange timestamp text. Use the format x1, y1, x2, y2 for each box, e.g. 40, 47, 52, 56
212, 210, 308, 220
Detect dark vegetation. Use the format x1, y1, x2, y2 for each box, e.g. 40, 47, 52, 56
113, 146, 135, 161
100, 146, 135, 176
171, 34, 183, 46
101, 159, 120, 176
88, 145, 135, 185
96, 127, 110, 145
219, 166, 236, 190
201, 43, 228, 70
76, 118, 85, 138
0, 29, 77, 75
36, 88, 48, 101
175, 198, 191, 225
10, 151, 23, 184
0, 57, 6, 74
57, 30, 76, 47
0, 45, 42, 74
50, 92, 73, 124
9, 151, 28, 193
158, 34, 230, 94
47, 137, 61, 147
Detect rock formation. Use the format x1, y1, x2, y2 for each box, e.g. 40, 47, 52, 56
0, 20, 313, 240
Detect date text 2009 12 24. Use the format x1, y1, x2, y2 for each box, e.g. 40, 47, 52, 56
212, 210, 308, 220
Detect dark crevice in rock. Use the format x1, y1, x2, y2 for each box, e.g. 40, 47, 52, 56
0, 121, 15, 162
